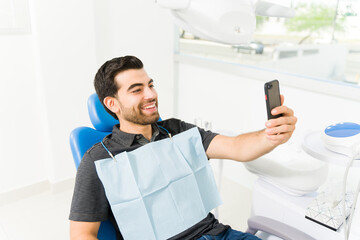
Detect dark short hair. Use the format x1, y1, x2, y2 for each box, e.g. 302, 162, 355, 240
94, 56, 144, 119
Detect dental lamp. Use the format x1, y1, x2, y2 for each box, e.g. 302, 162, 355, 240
156, 0, 296, 45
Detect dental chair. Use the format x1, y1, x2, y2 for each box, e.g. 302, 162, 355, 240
70, 93, 317, 240
70, 93, 118, 240
245, 132, 360, 240
244, 142, 329, 239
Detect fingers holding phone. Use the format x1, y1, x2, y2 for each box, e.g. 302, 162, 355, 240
264, 80, 282, 120
264, 80, 297, 145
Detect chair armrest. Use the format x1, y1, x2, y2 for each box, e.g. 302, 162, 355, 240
246, 216, 316, 240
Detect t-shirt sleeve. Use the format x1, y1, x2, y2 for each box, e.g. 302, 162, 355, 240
69, 151, 110, 222
178, 120, 218, 152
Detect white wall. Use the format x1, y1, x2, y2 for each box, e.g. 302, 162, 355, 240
1, 0, 175, 194
0, 34, 46, 193
176, 57, 360, 189
30, 0, 98, 184
0, 0, 98, 194
93, 0, 175, 119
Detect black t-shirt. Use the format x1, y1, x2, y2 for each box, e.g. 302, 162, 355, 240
69, 118, 229, 239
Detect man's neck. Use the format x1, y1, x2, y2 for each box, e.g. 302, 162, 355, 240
119, 120, 153, 141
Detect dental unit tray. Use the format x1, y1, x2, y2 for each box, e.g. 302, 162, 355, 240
302, 131, 360, 167
305, 191, 354, 231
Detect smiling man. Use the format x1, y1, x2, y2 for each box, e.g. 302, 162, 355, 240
69, 56, 297, 240
104, 69, 160, 140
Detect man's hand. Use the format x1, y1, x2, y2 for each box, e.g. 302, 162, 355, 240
264, 95, 297, 147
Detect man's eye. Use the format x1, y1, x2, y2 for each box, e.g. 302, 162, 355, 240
132, 89, 141, 93
149, 84, 154, 88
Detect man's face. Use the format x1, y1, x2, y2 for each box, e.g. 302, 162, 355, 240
113, 68, 160, 125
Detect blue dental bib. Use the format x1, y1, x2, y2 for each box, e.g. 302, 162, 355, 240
95, 127, 222, 240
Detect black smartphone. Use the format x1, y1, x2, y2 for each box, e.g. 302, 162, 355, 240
264, 80, 282, 120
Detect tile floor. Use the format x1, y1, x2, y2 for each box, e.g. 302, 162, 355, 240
0, 177, 253, 240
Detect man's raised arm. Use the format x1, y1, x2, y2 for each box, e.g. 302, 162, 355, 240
206, 95, 297, 162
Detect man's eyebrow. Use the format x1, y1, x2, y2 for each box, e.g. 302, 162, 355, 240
127, 79, 154, 92
127, 83, 143, 92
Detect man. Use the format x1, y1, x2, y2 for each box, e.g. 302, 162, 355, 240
69, 56, 297, 240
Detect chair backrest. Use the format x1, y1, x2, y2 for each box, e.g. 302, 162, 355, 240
69, 93, 118, 240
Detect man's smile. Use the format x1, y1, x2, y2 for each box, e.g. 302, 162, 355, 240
141, 102, 157, 113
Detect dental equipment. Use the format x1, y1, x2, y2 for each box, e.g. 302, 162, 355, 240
303, 122, 360, 240
156, 0, 295, 45
322, 122, 360, 158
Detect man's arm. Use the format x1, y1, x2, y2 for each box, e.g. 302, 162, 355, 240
206, 95, 297, 162
70, 221, 100, 240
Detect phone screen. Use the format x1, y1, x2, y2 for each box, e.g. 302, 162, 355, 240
264, 80, 282, 120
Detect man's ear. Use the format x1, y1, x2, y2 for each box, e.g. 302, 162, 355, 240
103, 96, 120, 116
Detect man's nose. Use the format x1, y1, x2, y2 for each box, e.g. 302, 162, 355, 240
144, 86, 157, 99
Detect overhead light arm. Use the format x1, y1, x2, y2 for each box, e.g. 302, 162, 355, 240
157, 0, 296, 44
255, 0, 295, 18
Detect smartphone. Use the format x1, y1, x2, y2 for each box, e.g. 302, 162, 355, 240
264, 80, 282, 120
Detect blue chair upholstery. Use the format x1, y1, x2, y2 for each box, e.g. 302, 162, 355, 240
87, 93, 119, 132
69, 93, 118, 240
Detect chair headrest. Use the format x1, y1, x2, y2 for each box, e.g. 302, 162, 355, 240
88, 93, 119, 132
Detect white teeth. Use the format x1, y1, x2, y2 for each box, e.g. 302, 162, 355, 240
144, 104, 155, 109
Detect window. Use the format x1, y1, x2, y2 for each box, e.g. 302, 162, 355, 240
0, 0, 31, 34
177, 0, 360, 86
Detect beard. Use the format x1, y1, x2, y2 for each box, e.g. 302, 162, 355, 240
120, 100, 160, 125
